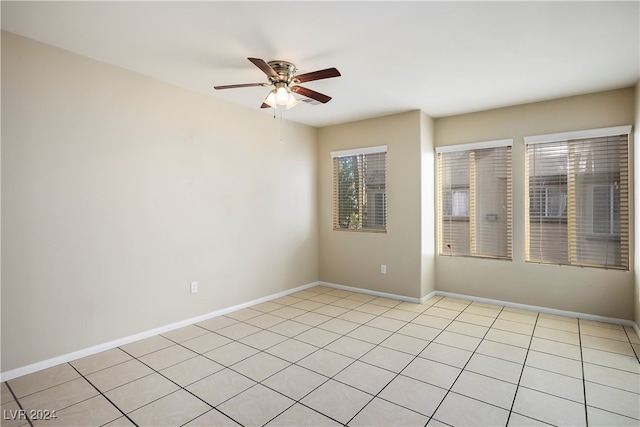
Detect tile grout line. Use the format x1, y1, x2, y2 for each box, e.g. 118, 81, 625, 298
171, 331, 297, 426
622, 325, 640, 363
258, 371, 342, 427
10, 364, 143, 427
345, 297, 480, 425
274, 292, 411, 425
376, 299, 539, 424
116, 342, 255, 426
341, 296, 448, 425
426, 303, 509, 426
4, 381, 35, 427
577, 318, 590, 427
506, 316, 606, 425
114, 345, 225, 426
67, 362, 139, 427
245, 297, 636, 423
176, 288, 371, 426
504, 311, 542, 426
422, 306, 594, 425
252, 287, 378, 426
248, 290, 445, 425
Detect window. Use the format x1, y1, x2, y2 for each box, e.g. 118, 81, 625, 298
442, 189, 469, 218
525, 126, 630, 269
332, 146, 387, 232
529, 177, 568, 220
592, 184, 619, 235
437, 140, 512, 259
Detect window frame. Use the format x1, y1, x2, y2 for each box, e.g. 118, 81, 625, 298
528, 176, 568, 222
331, 145, 388, 233
436, 139, 513, 260
442, 188, 470, 220
590, 183, 620, 238
524, 125, 631, 270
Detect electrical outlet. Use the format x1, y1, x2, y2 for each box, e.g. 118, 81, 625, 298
190, 281, 198, 294
381, 264, 387, 274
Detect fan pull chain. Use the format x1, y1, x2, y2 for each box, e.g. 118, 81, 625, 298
270, 106, 285, 143
279, 108, 284, 143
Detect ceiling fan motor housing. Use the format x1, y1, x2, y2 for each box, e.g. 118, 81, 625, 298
267, 60, 297, 84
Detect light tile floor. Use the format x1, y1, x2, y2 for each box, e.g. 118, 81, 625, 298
2, 285, 639, 426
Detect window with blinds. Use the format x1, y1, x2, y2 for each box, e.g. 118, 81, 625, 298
437, 140, 513, 259
525, 126, 631, 270
331, 146, 387, 232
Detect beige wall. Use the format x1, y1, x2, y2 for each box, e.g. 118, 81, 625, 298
1, 32, 319, 371
635, 81, 640, 327
434, 88, 636, 319
318, 111, 434, 299
420, 112, 436, 297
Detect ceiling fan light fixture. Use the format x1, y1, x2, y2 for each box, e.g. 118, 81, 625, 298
285, 95, 300, 110
264, 90, 277, 108
275, 85, 290, 105
264, 83, 299, 109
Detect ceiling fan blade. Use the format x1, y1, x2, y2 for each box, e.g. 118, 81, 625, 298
248, 57, 279, 80
292, 67, 341, 84
214, 83, 269, 90
260, 102, 271, 109
290, 86, 332, 103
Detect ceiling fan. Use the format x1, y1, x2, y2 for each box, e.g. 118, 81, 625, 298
214, 58, 341, 110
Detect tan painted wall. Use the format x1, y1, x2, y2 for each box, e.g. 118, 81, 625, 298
635, 81, 640, 327
434, 88, 636, 319
1, 32, 319, 371
420, 112, 436, 297
318, 111, 433, 299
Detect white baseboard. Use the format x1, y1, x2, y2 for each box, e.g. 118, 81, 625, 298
318, 281, 424, 304
0, 281, 320, 382
3, 280, 638, 381
420, 290, 438, 304
319, 282, 640, 339
434, 290, 640, 332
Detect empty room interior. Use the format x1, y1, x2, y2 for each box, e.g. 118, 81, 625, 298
2, 1, 640, 426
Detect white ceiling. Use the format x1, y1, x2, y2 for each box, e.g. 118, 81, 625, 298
2, 1, 639, 128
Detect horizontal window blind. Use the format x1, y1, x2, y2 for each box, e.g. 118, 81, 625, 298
437, 142, 512, 259
525, 127, 630, 269
332, 146, 387, 232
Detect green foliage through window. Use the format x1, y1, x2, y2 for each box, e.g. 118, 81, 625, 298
333, 149, 387, 232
